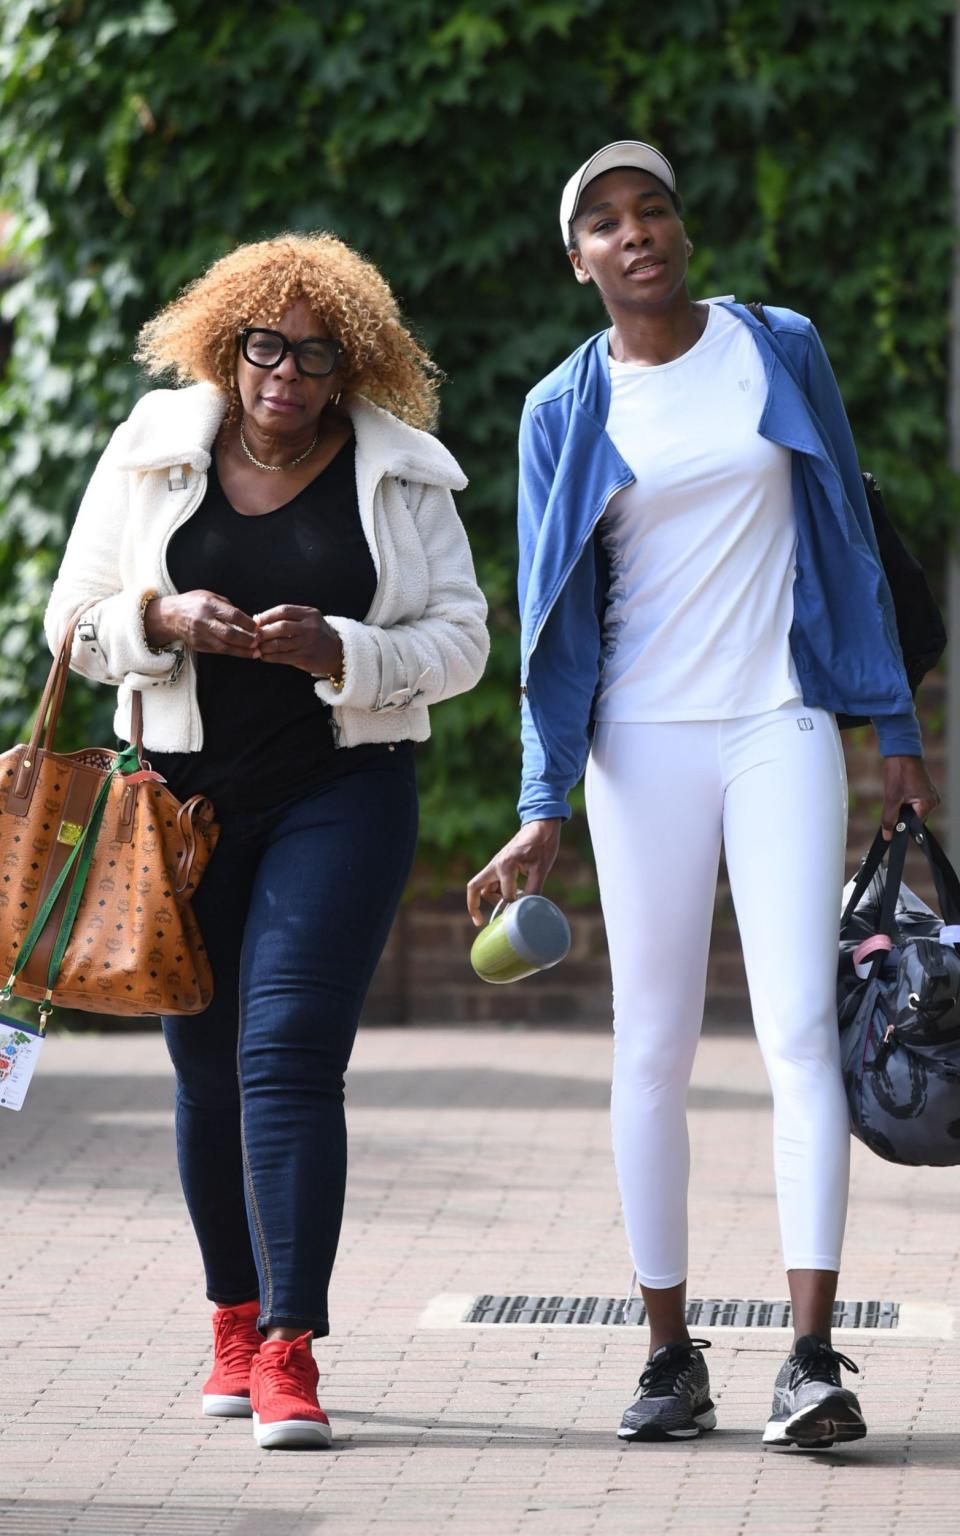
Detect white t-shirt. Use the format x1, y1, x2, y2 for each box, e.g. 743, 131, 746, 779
595, 302, 802, 722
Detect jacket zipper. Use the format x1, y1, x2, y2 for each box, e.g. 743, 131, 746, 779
520, 473, 632, 697
363, 473, 387, 622
158, 468, 207, 749
330, 468, 387, 747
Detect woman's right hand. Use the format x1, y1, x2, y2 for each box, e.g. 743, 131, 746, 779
466, 818, 563, 927
144, 591, 261, 658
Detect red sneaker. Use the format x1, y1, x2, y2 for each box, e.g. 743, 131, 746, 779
201, 1299, 262, 1417
250, 1331, 332, 1449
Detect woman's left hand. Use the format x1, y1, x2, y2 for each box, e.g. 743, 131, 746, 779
254, 604, 343, 678
881, 755, 941, 840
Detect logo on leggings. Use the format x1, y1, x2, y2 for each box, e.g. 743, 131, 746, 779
797, 718, 814, 731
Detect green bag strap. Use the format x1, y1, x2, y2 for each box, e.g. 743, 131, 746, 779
1, 744, 140, 1026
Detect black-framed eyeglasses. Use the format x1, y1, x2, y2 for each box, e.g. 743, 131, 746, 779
238, 328, 343, 378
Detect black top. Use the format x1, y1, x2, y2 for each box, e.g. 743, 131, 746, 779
149, 438, 382, 814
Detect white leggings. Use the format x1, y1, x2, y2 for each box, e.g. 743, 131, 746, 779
585, 702, 850, 1288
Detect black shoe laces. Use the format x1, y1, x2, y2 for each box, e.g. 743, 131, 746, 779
638, 1338, 711, 1396
790, 1340, 860, 1388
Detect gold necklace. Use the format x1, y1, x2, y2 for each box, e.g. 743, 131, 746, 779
239, 420, 320, 472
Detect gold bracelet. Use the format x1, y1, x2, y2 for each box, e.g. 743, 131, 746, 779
139, 590, 169, 656
318, 640, 346, 693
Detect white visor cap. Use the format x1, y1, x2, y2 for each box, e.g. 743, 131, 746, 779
559, 140, 677, 244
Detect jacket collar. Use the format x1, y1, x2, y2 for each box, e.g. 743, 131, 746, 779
562, 299, 840, 482
351, 395, 467, 490
716, 300, 836, 468
113, 382, 467, 490
113, 383, 226, 473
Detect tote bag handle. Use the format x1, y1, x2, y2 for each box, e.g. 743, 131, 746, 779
6, 604, 144, 816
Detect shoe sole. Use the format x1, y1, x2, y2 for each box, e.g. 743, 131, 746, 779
763, 1394, 866, 1449
618, 1405, 717, 1442
202, 1393, 253, 1418
252, 1412, 332, 1449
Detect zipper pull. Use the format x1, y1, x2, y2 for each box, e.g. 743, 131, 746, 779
873, 1022, 896, 1071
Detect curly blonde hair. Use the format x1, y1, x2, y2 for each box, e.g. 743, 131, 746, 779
135, 232, 441, 430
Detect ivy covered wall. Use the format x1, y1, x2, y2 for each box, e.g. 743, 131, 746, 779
1, 0, 955, 867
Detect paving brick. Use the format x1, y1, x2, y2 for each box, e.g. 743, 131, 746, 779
2, 1027, 958, 1535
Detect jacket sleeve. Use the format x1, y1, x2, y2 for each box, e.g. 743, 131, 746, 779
518, 560, 599, 824
312, 482, 489, 713
43, 428, 183, 687
796, 323, 922, 758
516, 401, 593, 824
517, 401, 555, 624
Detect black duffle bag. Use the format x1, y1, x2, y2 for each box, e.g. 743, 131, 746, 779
837, 807, 960, 1166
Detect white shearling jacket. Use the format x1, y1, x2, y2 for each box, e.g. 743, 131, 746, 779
44, 383, 489, 753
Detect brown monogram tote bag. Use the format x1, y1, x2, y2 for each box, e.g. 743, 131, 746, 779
0, 615, 218, 1025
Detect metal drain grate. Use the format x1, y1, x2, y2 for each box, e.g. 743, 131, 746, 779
463, 1295, 900, 1329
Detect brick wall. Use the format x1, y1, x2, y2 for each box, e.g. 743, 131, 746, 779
364, 675, 948, 1026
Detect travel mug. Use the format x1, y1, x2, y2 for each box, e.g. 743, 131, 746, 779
470, 894, 572, 984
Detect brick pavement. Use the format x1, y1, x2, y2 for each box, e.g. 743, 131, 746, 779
1, 1026, 958, 1536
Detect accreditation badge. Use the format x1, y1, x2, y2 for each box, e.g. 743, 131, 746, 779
0, 1015, 45, 1112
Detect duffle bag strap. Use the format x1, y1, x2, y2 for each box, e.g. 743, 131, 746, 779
900, 806, 960, 929
873, 817, 913, 943
842, 815, 912, 981
841, 820, 907, 931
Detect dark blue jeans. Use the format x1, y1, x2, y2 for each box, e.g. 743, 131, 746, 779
161, 744, 418, 1336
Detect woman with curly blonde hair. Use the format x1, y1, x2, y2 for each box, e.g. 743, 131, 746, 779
46, 233, 488, 1450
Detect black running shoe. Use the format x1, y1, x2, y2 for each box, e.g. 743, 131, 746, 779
762, 1334, 866, 1448
618, 1338, 716, 1441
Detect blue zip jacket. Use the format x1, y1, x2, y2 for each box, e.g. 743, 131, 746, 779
517, 300, 922, 824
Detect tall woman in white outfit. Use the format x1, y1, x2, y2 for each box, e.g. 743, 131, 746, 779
467, 142, 939, 1448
